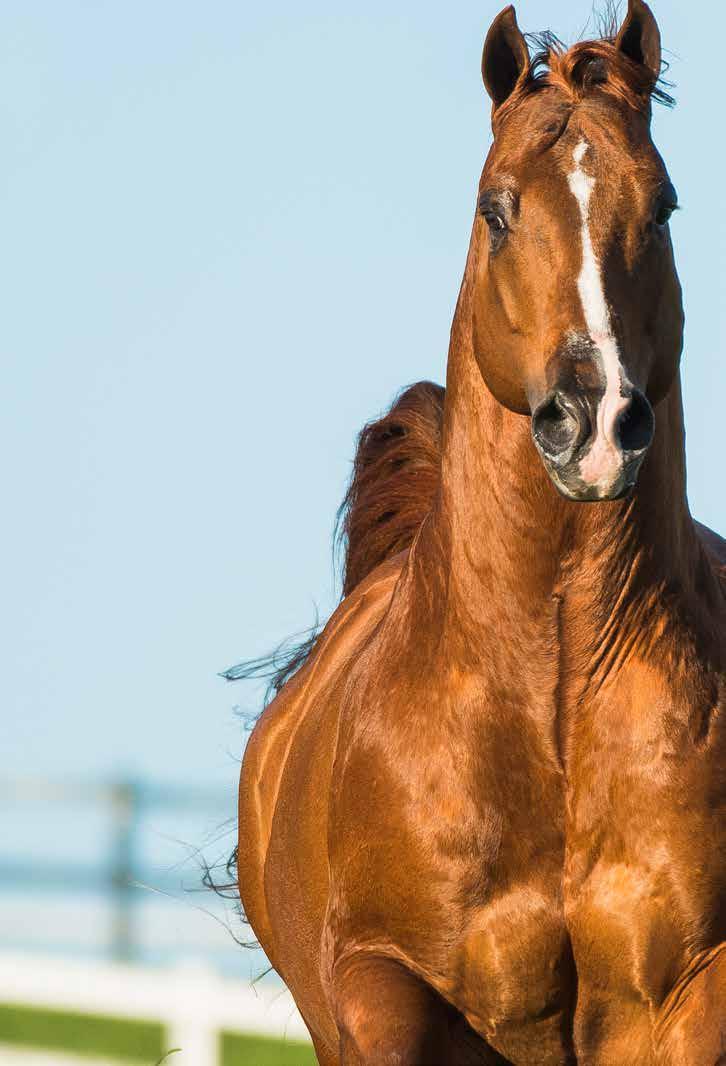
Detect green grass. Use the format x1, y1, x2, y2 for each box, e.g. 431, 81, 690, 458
222, 1031, 316, 1065
0, 1004, 317, 1064
0, 1003, 162, 1061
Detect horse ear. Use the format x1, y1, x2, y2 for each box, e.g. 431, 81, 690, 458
614, 0, 662, 81
482, 6, 530, 110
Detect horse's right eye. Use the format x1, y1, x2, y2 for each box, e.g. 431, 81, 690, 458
478, 193, 509, 250
484, 211, 507, 232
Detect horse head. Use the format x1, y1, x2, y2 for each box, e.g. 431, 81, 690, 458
471, 0, 683, 501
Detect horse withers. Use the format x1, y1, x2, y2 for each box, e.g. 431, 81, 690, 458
234, 3, 726, 1062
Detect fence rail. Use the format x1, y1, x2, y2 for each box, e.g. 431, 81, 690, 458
0, 776, 232, 963
0, 776, 311, 1064
0, 951, 311, 1066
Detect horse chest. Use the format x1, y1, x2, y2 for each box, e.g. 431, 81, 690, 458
439, 709, 573, 1047
451, 662, 726, 1051
562, 686, 726, 1006
456, 885, 574, 1047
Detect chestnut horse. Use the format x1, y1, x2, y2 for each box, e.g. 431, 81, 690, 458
235, 3, 726, 1062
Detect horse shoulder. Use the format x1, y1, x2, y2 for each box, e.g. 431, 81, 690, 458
236, 555, 404, 962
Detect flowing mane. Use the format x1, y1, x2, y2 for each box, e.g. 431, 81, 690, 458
337, 381, 444, 596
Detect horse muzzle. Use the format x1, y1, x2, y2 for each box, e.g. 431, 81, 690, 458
531, 386, 655, 502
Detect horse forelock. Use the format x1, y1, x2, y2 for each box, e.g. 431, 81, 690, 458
493, 35, 674, 132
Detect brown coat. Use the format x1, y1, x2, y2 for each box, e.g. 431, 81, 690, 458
236, 4, 726, 1063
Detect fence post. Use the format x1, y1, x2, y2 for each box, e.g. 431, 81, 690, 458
109, 778, 140, 963
165, 1017, 218, 1066
165, 966, 220, 1066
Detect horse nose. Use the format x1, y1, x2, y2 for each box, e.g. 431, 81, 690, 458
533, 388, 655, 463
531, 392, 589, 461
616, 388, 655, 454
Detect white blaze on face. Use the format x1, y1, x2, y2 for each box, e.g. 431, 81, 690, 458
567, 138, 631, 490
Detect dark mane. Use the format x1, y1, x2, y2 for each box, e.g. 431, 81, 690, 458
336, 381, 444, 596
496, 32, 674, 127
220, 382, 445, 703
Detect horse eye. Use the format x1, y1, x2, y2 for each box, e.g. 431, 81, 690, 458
655, 203, 675, 226
655, 183, 678, 227
477, 189, 511, 251
478, 193, 509, 249
484, 211, 507, 232
483, 211, 508, 252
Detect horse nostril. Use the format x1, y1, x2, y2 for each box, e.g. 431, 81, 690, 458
617, 390, 655, 453
532, 394, 583, 460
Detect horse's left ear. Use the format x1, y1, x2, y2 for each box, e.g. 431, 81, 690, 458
482, 6, 530, 110
614, 0, 662, 80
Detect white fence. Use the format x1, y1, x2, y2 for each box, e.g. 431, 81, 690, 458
0, 952, 311, 1066
0, 776, 237, 966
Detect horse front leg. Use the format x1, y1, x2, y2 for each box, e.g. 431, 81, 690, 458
656, 944, 726, 1065
332, 953, 454, 1065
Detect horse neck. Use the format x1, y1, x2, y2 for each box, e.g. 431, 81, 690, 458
417, 278, 698, 672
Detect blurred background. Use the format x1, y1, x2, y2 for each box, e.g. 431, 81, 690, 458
2, 1, 724, 1063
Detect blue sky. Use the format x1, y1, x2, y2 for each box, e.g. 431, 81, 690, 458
3, 0, 724, 807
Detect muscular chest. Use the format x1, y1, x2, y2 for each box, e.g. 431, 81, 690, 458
454, 880, 575, 1063
562, 669, 726, 1013
441, 696, 576, 1060
454, 661, 726, 1056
